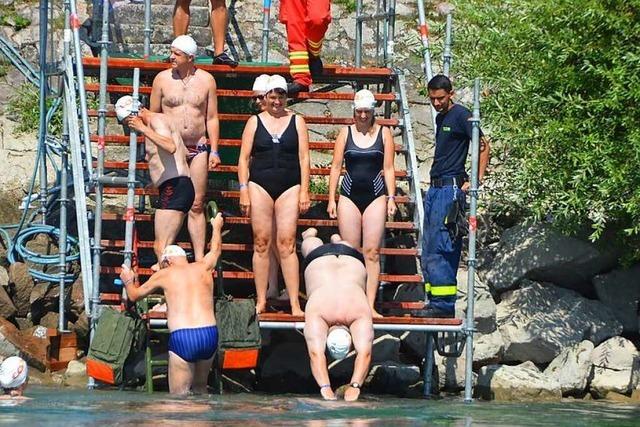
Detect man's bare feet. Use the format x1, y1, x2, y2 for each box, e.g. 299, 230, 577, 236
291, 307, 304, 317
344, 385, 361, 402
320, 386, 337, 401
256, 300, 267, 314
329, 233, 342, 244
301, 227, 318, 240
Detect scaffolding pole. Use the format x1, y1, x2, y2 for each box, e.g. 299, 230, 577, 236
37, 0, 49, 224
416, 0, 437, 137
122, 69, 141, 293
261, 0, 272, 62
443, 13, 453, 77
464, 78, 481, 403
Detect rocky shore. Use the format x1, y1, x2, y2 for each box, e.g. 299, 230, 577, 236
1, 0, 639, 402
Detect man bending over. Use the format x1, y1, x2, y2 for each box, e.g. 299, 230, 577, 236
301, 228, 374, 402
120, 213, 224, 395
116, 95, 193, 270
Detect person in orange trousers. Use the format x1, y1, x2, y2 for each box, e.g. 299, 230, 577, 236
279, 0, 331, 95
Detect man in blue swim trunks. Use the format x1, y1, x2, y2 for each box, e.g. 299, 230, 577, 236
120, 213, 224, 395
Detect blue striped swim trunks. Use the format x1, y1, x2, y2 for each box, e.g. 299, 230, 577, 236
168, 325, 218, 363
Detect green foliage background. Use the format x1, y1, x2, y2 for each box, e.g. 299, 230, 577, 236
451, 0, 640, 257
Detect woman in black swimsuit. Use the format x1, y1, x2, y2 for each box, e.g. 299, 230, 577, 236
327, 89, 397, 318
238, 75, 310, 316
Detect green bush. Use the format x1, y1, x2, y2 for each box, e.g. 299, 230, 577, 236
6, 84, 63, 136
450, 0, 640, 258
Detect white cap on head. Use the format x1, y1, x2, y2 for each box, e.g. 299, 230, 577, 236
0, 356, 28, 389
115, 95, 140, 122
326, 327, 352, 360
161, 245, 187, 263
171, 35, 198, 57
252, 74, 271, 95
264, 74, 288, 94
353, 89, 376, 110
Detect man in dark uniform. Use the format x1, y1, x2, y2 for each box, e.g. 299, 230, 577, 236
420, 75, 490, 317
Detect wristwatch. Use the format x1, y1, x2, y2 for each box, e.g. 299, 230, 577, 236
350, 382, 361, 389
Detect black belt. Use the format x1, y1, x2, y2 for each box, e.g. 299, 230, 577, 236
430, 176, 467, 188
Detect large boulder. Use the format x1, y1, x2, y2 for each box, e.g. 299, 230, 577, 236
0, 316, 48, 371
592, 265, 640, 334
589, 337, 640, 398
8, 262, 34, 316
484, 223, 616, 295
434, 351, 477, 392
473, 330, 505, 366
0, 267, 8, 287
456, 269, 497, 333
476, 361, 562, 401
329, 334, 401, 383
0, 284, 17, 318
63, 360, 88, 388
365, 362, 423, 398
497, 281, 622, 364
543, 340, 594, 396
258, 332, 314, 393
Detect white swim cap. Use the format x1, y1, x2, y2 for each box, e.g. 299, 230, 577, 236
171, 35, 198, 57
353, 89, 376, 110
161, 245, 187, 262
326, 327, 352, 360
264, 74, 288, 94
115, 95, 140, 122
252, 74, 271, 95
0, 356, 28, 389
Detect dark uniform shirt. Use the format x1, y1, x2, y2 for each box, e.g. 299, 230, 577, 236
430, 103, 481, 179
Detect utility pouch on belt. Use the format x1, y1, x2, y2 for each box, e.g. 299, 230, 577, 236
444, 200, 468, 241
86, 307, 147, 385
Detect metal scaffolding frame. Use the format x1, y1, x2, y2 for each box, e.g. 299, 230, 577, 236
4, 0, 481, 400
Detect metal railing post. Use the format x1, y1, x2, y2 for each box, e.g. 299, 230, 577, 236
385, 0, 396, 67
464, 78, 481, 403
355, 0, 363, 67
144, 0, 152, 58
123, 69, 141, 291
68, 0, 93, 177
37, 0, 49, 224
261, 0, 272, 62
443, 13, 453, 77
416, 0, 437, 138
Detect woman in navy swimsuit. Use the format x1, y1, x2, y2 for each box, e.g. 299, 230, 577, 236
238, 75, 310, 316
328, 89, 397, 318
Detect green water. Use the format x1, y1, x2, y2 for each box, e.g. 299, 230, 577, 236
1, 387, 639, 426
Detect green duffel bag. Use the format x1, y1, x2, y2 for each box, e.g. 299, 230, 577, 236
86, 307, 147, 385
215, 296, 261, 350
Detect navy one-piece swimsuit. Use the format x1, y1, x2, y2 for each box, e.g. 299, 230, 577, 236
340, 126, 386, 213
250, 115, 301, 200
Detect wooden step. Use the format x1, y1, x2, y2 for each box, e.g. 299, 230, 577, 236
84, 83, 398, 102
90, 134, 406, 152
81, 57, 394, 80
99, 188, 412, 204
86, 110, 401, 126
101, 212, 417, 230
100, 266, 422, 283
258, 312, 462, 326
100, 239, 419, 256
98, 161, 409, 178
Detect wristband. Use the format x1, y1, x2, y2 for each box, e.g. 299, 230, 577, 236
387, 195, 396, 200
212, 151, 219, 156
239, 183, 248, 189
319, 384, 331, 389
